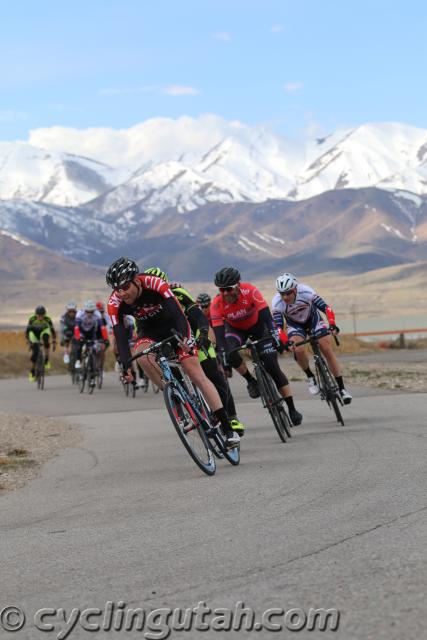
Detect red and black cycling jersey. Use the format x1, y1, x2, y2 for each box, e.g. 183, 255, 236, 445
107, 274, 191, 369
211, 282, 269, 331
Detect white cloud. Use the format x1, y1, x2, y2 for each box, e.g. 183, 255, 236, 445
213, 31, 231, 41
284, 82, 304, 92
271, 24, 284, 32
27, 114, 254, 167
0, 109, 28, 122
163, 85, 199, 96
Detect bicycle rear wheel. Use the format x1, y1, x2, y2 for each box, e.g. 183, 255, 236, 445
257, 368, 291, 441
164, 382, 216, 476
316, 360, 344, 426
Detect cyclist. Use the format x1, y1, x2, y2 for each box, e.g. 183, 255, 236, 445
211, 267, 303, 426
59, 302, 78, 364
96, 300, 112, 331
74, 300, 108, 377
272, 272, 352, 404
106, 257, 240, 447
25, 305, 56, 381
196, 293, 212, 323
144, 268, 245, 436
197, 292, 232, 379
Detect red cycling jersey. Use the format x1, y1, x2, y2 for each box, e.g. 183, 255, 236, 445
211, 283, 268, 331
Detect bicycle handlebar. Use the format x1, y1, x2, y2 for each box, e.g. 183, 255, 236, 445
288, 329, 340, 349
128, 333, 181, 363
228, 335, 274, 355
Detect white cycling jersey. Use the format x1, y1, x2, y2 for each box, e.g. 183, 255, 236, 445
76, 309, 102, 332
272, 284, 328, 325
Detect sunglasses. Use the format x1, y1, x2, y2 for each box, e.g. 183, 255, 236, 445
219, 286, 237, 292
200, 303, 210, 309
115, 281, 133, 293
280, 289, 295, 296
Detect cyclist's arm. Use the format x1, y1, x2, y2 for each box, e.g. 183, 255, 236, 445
187, 303, 209, 334
259, 306, 276, 334
46, 317, 56, 339
313, 294, 336, 326
213, 324, 226, 351
162, 297, 192, 340
112, 323, 132, 369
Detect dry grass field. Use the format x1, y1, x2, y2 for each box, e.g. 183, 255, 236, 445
0, 331, 117, 378
0, 329, 380, 379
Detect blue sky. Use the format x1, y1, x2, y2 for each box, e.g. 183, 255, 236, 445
1, 0, 426, 141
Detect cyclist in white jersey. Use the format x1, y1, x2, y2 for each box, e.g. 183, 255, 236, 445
272, 273, 352, 404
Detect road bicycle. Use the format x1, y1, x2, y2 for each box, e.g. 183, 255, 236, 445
291, 331, 345, 426
68, 340, 79, 385
232, 336, 292, 442
129, 334, 239, 475
79, 340, 103, 394
34, 345, 45, 391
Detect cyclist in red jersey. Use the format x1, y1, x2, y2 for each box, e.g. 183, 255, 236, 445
197, 292, 233, 379
211, 267, 303, 426
106, 257, 240, 447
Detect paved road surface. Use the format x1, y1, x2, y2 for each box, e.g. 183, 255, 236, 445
0, 370, 426, 640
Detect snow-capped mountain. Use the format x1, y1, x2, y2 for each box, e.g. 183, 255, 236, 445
2, 121, 427, 213
86, 121, 427, 215
0, 142, 127, 207
2, 119, 427, 280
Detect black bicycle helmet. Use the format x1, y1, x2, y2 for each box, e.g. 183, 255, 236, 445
35, 305, 46, 315
196, 293, 211, 306
106, 257, 139, 288
214, 267, 241, 288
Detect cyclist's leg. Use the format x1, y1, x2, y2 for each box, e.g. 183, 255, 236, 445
133, 337, 164, 388
225, 326, 259, 397
28, 330, 39, 377
62, 335, 71, 363
200, 351, 237, 417
253, 328, 303, 425
318, 333, 340, 376
40, 328, 51, 365
317, 331, 351, 402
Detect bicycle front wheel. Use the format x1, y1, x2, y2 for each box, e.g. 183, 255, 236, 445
163, 382, 216, 476
37, 369, 45, 390
316, 360, 345, 426
257, 368, 291, 441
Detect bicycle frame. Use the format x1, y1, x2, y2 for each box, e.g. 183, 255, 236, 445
130, 336, 211, 431
231, 336, 291, 441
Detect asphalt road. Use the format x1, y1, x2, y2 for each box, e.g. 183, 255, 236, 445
0, 369, 426, 640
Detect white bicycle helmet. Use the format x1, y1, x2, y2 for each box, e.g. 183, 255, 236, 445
84, 299, 97, 312
275, 272, 298, 293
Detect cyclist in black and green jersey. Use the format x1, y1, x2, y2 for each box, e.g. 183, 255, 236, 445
143, 268, 246, 435
25, 305, 57, 381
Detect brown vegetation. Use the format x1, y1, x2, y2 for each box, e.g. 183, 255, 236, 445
0, 331, 116, 378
